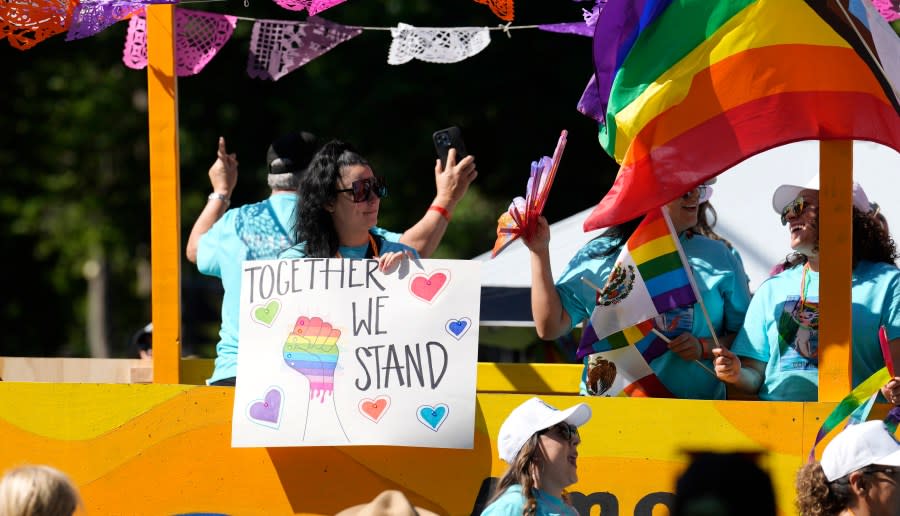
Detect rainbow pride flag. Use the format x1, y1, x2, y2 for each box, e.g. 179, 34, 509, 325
587, 207, 697, 342
578, 319, 669, 365
581, 0, 900, 230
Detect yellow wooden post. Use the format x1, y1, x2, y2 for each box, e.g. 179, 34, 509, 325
146, 4, 182, 384
817, 140, 853, 401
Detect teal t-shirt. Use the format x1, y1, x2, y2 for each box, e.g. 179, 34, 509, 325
731, 260, 900, 401
278, 227, 414, 259
481, 485, 578, 516
556, 233, 751, 399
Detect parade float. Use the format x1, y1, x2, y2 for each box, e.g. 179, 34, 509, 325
2, 0, 900, 514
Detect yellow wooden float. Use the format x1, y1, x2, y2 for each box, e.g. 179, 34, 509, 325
0, 6, 889, 515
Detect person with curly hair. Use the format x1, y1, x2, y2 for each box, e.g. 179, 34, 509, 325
280, 140, 416, 268
715, 177, 900, 402
482, 397, 591, 516
796, 420, 900, 516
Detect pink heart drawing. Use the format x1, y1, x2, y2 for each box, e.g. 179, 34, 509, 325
358, 396, 391, 423
409, 270, 450, 303
247, 387, 283, 428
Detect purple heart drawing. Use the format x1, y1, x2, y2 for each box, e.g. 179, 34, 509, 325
247, 387, 283, 429
445, 317, 472, 340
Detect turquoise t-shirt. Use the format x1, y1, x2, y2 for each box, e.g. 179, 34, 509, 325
481, 485, 578, 516
731, 260, 900, 401
278, 227, 414, 259
556, 233, 751, 399
197, 193, 297, 385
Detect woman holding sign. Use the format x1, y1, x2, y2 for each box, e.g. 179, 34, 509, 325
281, 140, 418, 264
523, 186, 751, 399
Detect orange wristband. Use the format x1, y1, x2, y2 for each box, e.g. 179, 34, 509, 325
699, 337, 713, 360
429, 204, 451, 222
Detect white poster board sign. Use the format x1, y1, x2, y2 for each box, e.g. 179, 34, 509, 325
231, 258, 481, 449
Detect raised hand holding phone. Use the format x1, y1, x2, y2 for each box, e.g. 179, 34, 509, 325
433, 126, 469, 169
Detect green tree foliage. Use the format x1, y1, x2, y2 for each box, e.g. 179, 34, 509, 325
1, 0, 618, 358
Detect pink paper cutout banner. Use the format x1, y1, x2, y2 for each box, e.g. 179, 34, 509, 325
67, 0, 173, 41
271, 0, 346, 16
246, 16, 361, 81
123, 8, 237, 76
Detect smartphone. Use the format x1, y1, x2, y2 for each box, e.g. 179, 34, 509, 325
433, 126, 469, 168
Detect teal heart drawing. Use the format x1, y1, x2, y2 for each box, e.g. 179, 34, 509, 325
252, 299, 281, 327
416, 403, 449, 432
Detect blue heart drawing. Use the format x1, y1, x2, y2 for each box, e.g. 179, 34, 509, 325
417, 403, 449, 432
445, 317, 472, 340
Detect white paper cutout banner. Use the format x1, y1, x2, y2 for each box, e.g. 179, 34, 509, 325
387, 23, 491, 65
232, 258, 482, 448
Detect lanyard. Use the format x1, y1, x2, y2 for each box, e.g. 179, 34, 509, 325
335, 233, 379, 259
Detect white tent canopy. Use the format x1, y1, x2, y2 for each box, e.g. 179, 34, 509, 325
475, 141, 900, 326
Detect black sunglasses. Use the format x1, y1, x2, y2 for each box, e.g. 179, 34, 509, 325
541, 422, 579, 444
336, 176, 388, 203
780, 197, 811, 226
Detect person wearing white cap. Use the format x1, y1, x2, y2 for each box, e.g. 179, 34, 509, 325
481, 397, 591, 516
715, 176, 900, 402
796, 420, 900, 516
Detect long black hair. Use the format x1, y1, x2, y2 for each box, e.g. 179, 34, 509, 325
293, 140, 369, 258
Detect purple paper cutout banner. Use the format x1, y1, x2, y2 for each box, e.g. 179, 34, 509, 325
122, 8, 237, 76
247, 16, 361, 81
67, 0, 174, 41
538, 22, 592, 37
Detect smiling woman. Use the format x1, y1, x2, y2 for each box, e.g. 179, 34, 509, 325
481, 397, 591, 516
715, 177, 900, 402
279, 140, 418, 272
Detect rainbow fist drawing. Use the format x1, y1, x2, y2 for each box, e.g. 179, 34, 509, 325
283, 316, 341, 400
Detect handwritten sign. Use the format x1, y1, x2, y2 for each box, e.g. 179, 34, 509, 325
231, 258, 481, 448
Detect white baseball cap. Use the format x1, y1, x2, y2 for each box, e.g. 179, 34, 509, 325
771, 176, 872, 215
497, 397, 592, 463
821, 420, 900, 482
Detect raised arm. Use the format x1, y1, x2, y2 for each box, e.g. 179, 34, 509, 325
399, 148, 477, 258
523, 216, 572, 340
186, 137, 238, 264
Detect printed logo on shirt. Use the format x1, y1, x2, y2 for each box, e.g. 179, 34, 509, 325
776, 295, 819, 371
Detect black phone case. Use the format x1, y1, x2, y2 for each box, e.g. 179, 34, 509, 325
433, 127, 468, 167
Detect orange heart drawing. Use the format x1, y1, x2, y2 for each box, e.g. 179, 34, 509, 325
358, 396, 390, 423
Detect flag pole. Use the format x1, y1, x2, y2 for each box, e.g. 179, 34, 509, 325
660, 206, 722, 350
650, 328, 718, 380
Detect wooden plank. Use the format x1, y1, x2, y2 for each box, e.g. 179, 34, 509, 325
817, 140, 853, 401
146, 4, 182, 384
